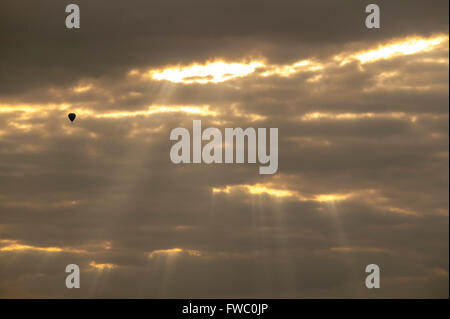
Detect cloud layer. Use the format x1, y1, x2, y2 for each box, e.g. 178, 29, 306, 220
0, 0, 448, 298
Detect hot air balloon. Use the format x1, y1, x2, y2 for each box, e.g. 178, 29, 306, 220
68, 113, 76, 123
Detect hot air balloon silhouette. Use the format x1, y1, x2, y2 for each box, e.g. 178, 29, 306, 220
68, 113, 76, 123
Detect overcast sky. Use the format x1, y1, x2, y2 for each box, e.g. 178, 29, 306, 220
0, 0, 448, 298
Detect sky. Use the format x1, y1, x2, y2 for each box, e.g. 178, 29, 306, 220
0, 0, 448, 298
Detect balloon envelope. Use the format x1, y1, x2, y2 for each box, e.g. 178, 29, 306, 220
68, 113, 76, 122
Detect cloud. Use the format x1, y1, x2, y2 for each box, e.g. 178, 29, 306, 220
0, 0, 448, 298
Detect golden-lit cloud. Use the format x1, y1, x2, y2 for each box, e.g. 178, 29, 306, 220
96, 105, 218, 118
0, 239, 114, 255
314, 194, 351, 202
0, 104, 91, 134
338, 34, 448, 64
215, 184, 418, 216
244, 184, 295, 198
8, 122, 35, 132
384, 206, 418, 216
260, 59, 324, 77
0, 104, 69, 115
145, 60, 264, 84
0, 104, 218, 132
73, 84, 93, 93
134, 34, 448, 84
0, 0, 448, 299
148, 248, 201, 258
299, 112, 444, 124
0, 103, 216, 119
0, 239, 85, 254
89, 261, 118, 270
299, 112, 414, 121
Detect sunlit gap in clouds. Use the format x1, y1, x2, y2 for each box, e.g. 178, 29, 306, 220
0, 239, 86, 254
133, 34, 448, 85
208, 172, 297, 280
0, 238, 114, 282
0, 103, 268, 141
0, 103, 218, 137
260, 59, 324, 77
299, 111, 422, 123
73, 83, 93, 93
142, 61, 264, 84
212, 183, 421, 216
212, 183, 353, 203
0, 104, 217, 119
89, 261, 118, 270
79, 243, 115, 297
0, 103, 71, 133
338, 35, 448, 65
95, 105, 218, 118
1, 33, 446, 136
148, 248, 202, 258
79, 103, 221, 265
